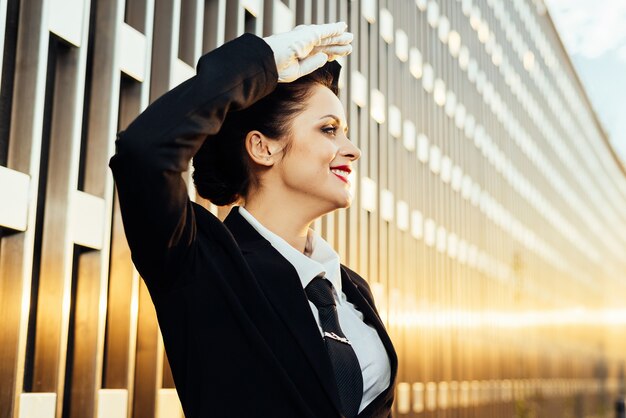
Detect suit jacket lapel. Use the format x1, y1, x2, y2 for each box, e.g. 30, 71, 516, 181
340, 267, 399, 402
224, 208, 342, 413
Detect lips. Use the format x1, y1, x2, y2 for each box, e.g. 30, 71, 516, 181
330, 165, 351, 183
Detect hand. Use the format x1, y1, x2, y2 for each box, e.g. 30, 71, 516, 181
263, 22, 353, 83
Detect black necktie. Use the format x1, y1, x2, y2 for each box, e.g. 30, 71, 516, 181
305, 276, 363, 418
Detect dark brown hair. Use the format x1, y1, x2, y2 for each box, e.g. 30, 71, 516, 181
192, 62, 340, 206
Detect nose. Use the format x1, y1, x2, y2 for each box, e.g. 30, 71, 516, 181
340, 136, 361, 161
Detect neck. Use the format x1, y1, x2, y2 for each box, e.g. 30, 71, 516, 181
243, 191, 326, 254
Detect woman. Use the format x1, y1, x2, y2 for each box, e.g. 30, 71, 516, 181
110, 22, 397, 418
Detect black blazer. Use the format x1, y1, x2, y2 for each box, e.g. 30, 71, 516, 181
110, 33, 398, 418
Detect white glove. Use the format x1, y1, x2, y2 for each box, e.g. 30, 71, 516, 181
263, 22, 353, 83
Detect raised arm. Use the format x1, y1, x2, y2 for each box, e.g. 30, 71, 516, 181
109, 25, 352, 287
109, 34, 277, 285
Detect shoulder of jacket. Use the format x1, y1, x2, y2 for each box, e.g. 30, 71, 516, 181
190, 202, 241, 249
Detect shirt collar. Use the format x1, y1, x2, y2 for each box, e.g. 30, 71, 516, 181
238, 206, 342, 294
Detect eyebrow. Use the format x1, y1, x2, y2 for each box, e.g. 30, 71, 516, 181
319, 114, 349, 133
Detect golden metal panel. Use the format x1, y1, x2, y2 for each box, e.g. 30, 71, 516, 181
131, 281, 159, 418
0, 0, 7, 92
0, 0, 51, 415
31, 15, 92, 414
103, 195, 140, 393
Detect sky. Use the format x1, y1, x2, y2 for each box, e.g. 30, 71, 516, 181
544, 0, 626, 165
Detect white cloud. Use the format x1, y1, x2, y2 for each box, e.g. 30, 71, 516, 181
545, 0, 626, 162
619, 45, 626, 65
546, 0, 626, 59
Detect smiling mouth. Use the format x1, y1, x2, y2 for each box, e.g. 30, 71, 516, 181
331, 168, 350, 183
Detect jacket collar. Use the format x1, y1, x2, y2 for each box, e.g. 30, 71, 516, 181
340, 267, 398, 381
237, 206, 343, 294
340, 267, 399, 417
224, 206, 397, 416
224, 207, 343, 412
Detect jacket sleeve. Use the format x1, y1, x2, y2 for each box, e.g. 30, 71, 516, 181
109, 33, 278, 286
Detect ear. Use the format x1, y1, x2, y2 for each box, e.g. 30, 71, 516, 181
245, 131, 281, 167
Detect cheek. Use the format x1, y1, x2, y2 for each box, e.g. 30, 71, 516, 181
289, 142, 336, 175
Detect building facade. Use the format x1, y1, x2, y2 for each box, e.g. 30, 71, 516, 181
1, 0, 625, 417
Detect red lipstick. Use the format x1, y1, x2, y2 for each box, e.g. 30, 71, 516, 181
330, 165, 351, 183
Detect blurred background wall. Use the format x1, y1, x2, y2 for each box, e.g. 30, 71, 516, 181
1, 0, 626, 417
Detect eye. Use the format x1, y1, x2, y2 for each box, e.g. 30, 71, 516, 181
322, 125, 338, 135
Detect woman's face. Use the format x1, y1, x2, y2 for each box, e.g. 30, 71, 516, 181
273, 84, 361, 214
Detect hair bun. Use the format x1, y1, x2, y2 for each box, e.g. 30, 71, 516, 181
192, 135, 248, 206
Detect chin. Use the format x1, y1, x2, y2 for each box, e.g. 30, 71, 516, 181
315, 197, 351, 217
307, 187, 353, 215
333, 194, 353, 209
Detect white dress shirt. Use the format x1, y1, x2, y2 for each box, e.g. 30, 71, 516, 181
238, 207, 391, 413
